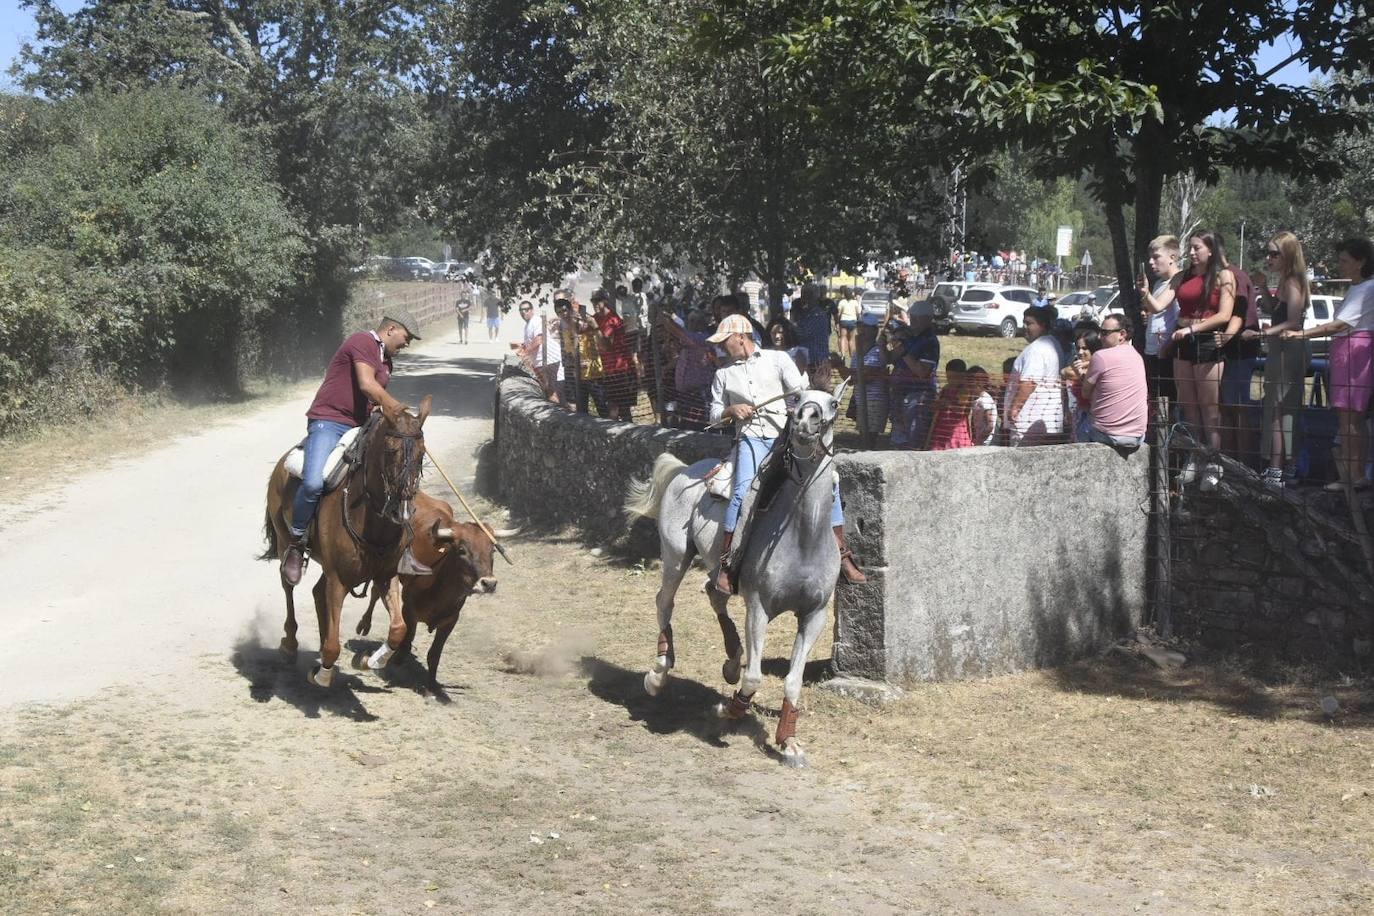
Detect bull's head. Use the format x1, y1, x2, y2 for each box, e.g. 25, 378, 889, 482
432, 520, 497, 594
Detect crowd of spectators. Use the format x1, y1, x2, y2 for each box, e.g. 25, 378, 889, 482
509, 231, 1374, 491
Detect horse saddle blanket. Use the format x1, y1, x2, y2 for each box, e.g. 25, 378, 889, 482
283, 427, 362, 492
703, 460, 734, 500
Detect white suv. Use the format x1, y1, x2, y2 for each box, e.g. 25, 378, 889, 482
951, 285, 1039, 337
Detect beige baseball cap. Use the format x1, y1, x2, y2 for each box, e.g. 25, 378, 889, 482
706, 314, 753, 343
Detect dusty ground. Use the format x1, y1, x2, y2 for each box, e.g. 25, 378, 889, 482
3, 319, 1373, 915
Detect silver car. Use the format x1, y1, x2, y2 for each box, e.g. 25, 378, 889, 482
951, 284, 1039, 337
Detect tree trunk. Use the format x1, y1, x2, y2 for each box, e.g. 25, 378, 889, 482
1129, 134, 1165, 348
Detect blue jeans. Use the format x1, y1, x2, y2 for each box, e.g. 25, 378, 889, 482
725, 435, 843, 533
290, 419, 352, 538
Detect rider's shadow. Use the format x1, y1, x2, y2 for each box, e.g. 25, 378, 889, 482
230, 637, 385, 722
578, 656, 771, 752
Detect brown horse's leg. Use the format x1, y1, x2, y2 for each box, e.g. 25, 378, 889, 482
321, 575, 347, 669
355, 578, 406, 673
308, 574, 340, 687
279, 582, 299, 658
382, 577, 406, 651
397, 601, 419, 658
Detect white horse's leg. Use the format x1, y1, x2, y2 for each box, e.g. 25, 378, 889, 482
645, 543, 691, 697
776, 603, 829, 768
716, 590, 766, 720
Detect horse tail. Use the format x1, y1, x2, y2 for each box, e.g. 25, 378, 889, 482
258, 509, 278, 561
624, 453, 687, 522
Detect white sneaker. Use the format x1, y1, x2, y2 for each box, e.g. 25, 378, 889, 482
1262, 467, 1284, 490
1178, 457, 1198, 486
1200, 462, 1223, 492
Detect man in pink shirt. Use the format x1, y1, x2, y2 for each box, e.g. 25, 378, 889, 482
1081, 313, 1148, 447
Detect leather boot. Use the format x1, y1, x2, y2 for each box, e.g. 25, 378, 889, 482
833, 525, 867, 584
715, 531, 736, 595
281, 536, 307, 587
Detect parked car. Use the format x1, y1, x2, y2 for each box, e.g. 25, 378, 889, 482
1091, 283, 1123, 314
401, 257, 439, 280
859, 288, 894, 323
1052, 290, 1097, 321
950, 284, 1039, 337
924, 281, 968, 333
1258, 294, 1338, 360
376, 257, 420, 281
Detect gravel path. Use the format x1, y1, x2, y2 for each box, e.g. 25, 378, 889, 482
0, 326, 517, 711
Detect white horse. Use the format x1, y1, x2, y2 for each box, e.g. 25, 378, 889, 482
624, 384, 846, 767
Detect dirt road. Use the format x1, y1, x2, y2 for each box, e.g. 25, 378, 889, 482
3, 321, 1372, 915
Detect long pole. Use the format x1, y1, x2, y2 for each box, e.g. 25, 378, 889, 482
426, 450, 514, 566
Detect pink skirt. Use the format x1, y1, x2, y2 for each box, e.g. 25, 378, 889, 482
1330, 331, 1374, 411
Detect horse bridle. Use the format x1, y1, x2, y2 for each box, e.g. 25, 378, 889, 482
784, 400, 837, 486
341, 417, 425, 556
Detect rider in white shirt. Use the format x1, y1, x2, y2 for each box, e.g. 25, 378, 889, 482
708, 314, 866, 593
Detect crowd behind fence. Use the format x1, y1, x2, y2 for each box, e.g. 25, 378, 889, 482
508, 291, 1372, 480
502, 277, 1374, 650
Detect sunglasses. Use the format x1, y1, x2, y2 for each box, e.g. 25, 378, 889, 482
1265, 249, 1280, 257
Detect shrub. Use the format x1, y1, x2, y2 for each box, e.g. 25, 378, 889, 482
0, 87, 306, 432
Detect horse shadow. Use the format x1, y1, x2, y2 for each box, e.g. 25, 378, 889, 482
578, 656, 771, 753
760, 656, 833, 684
229, 635, 386, 722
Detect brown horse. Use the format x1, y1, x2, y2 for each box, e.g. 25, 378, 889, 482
262, 397, 432, 685
354, 491, 497, 694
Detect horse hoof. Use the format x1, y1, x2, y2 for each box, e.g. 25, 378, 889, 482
308, 664, 334, 688
779, 739, 808, 769
278, 640, 298, 660
351, 651, 370, 671
644, 670, 665, 697
722, 657, 741, 685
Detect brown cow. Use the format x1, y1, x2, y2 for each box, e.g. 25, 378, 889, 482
355, 491, 496, 693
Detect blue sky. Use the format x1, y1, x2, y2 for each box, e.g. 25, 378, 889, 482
0, 0, 1316, 92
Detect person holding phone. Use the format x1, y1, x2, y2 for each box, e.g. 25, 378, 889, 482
1140, 231, 1235, 490
1138, 235, 1181, 404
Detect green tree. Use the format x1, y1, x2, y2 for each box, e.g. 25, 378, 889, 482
0, 88, 304, 431
16, 0, 437, 358
717, 1, 1374, 313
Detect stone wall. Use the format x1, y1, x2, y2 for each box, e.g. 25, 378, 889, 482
833, 445, 1150, 682
488, 363, 731, 551
1169, 471, 1374, 655
487, 361, 1150, 683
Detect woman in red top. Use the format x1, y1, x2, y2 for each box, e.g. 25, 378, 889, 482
1140, 231, 1236, 490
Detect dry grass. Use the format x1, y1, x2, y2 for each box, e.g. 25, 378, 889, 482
6, 525, 1371, 914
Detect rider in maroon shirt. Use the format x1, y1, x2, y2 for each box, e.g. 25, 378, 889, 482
281, 310, 420, 585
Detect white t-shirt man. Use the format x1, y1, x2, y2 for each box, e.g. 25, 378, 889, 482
523, 314, 563, 379
1004, 335, 1066, 444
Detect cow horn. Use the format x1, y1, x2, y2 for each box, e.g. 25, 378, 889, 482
435, 527, 454, 542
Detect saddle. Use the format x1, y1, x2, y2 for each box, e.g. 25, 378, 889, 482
283, 426, 363, 493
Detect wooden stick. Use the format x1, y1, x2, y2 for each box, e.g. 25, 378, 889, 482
703, 389, 800, 429
425, 450, 514, 566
